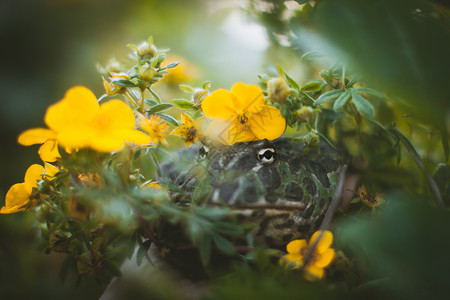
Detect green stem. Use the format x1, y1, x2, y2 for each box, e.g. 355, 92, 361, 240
124, 90, 138, 108
139, 88, 145, 113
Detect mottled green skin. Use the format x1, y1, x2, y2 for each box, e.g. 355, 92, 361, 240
161, 138, 341, 248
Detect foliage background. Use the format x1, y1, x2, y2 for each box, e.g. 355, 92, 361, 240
1, 0, 449, 299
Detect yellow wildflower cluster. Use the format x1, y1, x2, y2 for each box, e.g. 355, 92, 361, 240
280, 230, 335, 281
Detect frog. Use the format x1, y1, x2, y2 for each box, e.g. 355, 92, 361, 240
160, 137, 341, 249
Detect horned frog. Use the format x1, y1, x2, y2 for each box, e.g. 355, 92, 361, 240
161, 137, 341, 248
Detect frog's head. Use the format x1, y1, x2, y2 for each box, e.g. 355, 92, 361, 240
161, 138, 340, 247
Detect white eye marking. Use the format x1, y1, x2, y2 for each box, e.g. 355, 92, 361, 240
199, 146, 209, 158
257, 148, 275, 164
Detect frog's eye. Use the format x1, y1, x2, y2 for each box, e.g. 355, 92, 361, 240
199, 146, 209, 158
257, 148, 275, 164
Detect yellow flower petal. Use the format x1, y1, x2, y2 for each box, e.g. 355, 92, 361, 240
286, 239, 307, 254
118, 129, 151, 146
249, 105, 286, 141
57, 125, 93, 151
24, 164, 45, 194
315, 248, 335, 268
171, 126, 186, 137
227, 122, 258, 144
45, 86, 99, 131
181, 111, 195, 126
86, 131, 128, 152
44, 162, 59, 178
230, 82, 265, 113
38, 140, 60, 162
201, 89, 237, 119
17, 128, 56, 146
282, 253, 304, 268
309, 230, 334, 254
98, 100, 136, 130
303, 265, 324, 281
1, 183, 30, 214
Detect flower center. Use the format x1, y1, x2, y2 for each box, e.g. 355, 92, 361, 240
186, 127, 197, 142
238, 113, 248, 125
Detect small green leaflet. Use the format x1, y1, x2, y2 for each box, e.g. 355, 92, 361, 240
352, 92, 375, 119
148, 103, 173, 113
333, 89, 351, 111
173, 99, 195, 109
314, 89, 344, 105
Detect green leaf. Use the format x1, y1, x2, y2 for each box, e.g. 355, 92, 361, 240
277, 64, 300, 90
148, 88, 161, 104
352, 92, 375, 119
440, 128, 449, 162
301, 80, 325, 92
173, 99, 195, 110
314, 89, 344, 105
351, 87, 385, 98
148, 103, 173, 113
202, 81, 212, 90
111, 79, 136, 87
300, 50, 324, 61
258, 74, 270, 83
198, 235, 212, 266
212, 234, 236, 255
333, 89, 352, 111
156, 113, 179, 126
179, 84, 194, 93
136, 240, 153, 267
163, 62, 180, 69
434, 164, 450, 195
144, 99, 158, 106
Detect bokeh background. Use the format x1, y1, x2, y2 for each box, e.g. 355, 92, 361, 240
1, 0, 449, 299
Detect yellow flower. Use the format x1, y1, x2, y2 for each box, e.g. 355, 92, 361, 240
19, 86, 150, 153
358, 185, 383, 207
171, 112, 199, 148
1, 164, 45, 214
18, 128, 60, 162
136, 113, 169, 145
280, 230, 335, 281
201, 82, 286, 145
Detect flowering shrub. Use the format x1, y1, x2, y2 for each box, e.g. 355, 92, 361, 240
2, 4, 449, 294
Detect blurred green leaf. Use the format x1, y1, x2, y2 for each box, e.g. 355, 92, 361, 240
301, 80, 325, 92
173, 99, 195, 110
179, 84, 194, 93
156, 113, 179, 126
314, 89, 343, 105
111, 79, 136, 87
333, 89, 351, 111
351, 87, 385, 99
148, 103, 173, 113
352, 92, 375, 119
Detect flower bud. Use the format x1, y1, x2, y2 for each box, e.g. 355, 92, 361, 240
137, 42, 157, 59
103, 78, 122, 96
268, 78, 291, 104
305, 132, 318, 147
140, 66, 157, 82
193, 88, 208, 106
295, 106, 314, 123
